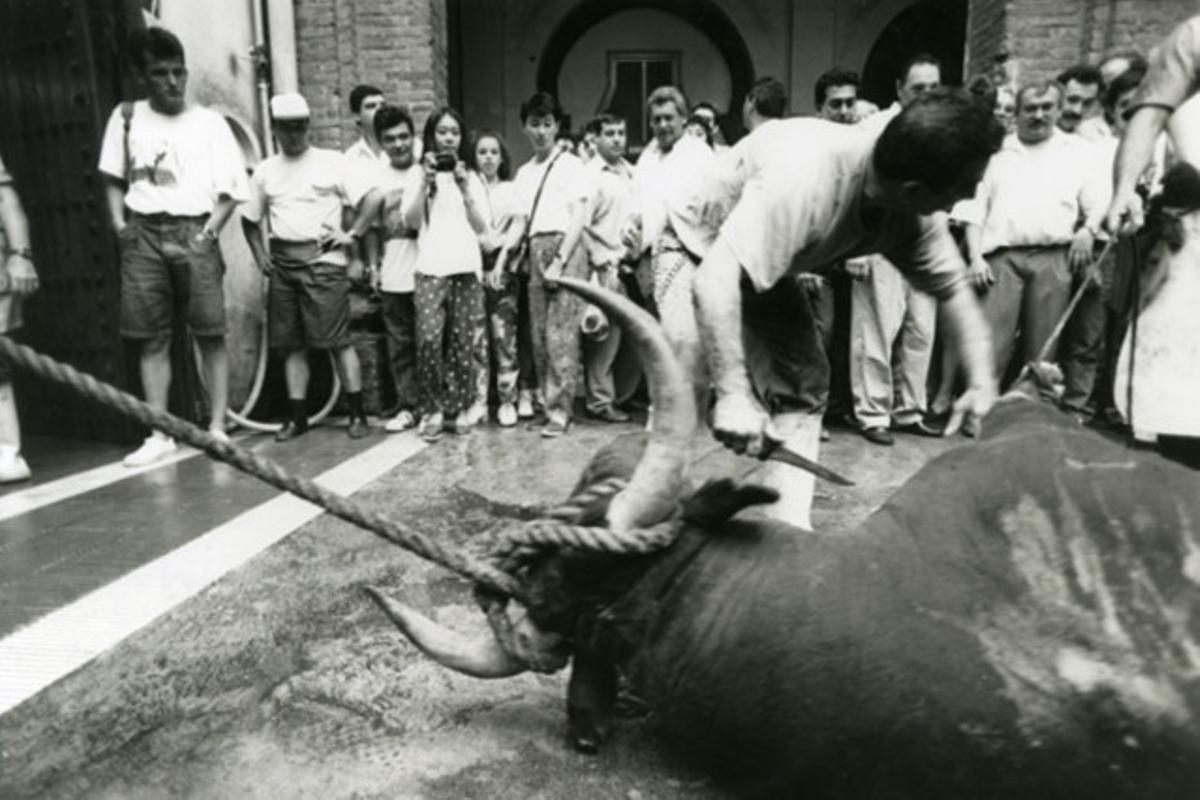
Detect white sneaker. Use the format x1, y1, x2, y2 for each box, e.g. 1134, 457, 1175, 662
208, 427, 231, 445
517, 393, 535, 419
497, 402, 518, 428
465, 401, 487, 426
385, 409, 417, 433
123, 434, 177, 467
0, 446, 31, 484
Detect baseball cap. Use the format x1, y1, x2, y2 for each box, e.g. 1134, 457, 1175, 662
270, 93, 310, 121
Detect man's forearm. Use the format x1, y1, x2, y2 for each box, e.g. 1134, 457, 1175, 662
104, 181, 126, 232
1113, 108, 1170, 198
693, 244, 753, 398
241, 217, 268, 265
0, 185, 31, 250
207, 195, 238, 234
940, 282, 993, 391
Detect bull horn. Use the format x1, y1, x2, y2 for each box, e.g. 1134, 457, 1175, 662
364, 586, 528, 679
555, 276, 693, 530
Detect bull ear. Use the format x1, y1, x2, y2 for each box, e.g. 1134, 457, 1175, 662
683, 478, 780, 526
554, 277, 693, 531
364, 586, 528, 679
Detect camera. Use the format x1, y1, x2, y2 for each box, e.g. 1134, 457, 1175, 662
434, 153, 456, 172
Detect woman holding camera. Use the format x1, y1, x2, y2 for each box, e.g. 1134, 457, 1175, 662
402, 106, 488, 442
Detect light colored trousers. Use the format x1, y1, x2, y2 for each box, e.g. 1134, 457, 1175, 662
583, 266, 624, 414
849, 255, 936, 429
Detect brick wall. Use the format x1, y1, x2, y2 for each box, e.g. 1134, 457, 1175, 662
968, 0, 1195, 84
294, 0, 448, 150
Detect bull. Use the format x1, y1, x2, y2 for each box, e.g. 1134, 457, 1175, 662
366, 276, 1200, 799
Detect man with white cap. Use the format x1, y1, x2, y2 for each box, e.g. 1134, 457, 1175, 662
241, 92, 382, 441
98, 27, 249, 466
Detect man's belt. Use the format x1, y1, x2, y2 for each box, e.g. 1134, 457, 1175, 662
269, 238, 329, 267
128, 211, 208, 223
386, 230, 418, 241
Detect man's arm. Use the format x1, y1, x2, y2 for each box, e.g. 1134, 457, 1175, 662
206, 195, 238, 236
693, 240, 774, 455
938, 282, 996, 436
1106, 107, 1170, 232
104, 177, 127, 234
0, 180, 37, 294
241, 217, 271, 275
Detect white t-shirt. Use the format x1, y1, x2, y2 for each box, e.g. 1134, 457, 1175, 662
478, 178, 518, 253
376, 162, 420, 292
243, 147, 369, 265
402, 170, 486, 277
512, 152, 592, 235
98, 101, 248, 216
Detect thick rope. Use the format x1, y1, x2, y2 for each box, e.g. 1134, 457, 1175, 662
0, 335, 524, 601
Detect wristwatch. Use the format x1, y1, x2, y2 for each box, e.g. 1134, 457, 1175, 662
195, 227, 219, 242
8, 247, 32, 260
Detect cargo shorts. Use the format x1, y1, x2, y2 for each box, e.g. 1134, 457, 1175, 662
118, 214, 226, 339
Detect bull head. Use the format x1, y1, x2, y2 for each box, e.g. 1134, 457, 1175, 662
367, 277, 695, 679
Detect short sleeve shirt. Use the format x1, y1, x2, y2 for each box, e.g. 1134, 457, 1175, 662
243, 147, 368, 266
98, 101, 249, 215
584, 158, 634, 267
407, 170, 486, 278
1134, 16, 1200, 113
376, 162, 420, 292
478, 178, 518, 254
512, 152, 592, 235
719, 117, 965, 299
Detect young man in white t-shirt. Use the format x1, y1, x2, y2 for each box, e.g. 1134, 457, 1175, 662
241, 93, 382, 441
368, 105, 421, 433
97, 27, 249, 466
498, 92, 592, 438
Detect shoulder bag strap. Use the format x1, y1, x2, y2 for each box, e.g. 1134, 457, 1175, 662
120, 100, 135, 182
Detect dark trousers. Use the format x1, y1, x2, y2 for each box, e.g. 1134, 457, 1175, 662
742, 275, 830, 416
380, 291, 418, 413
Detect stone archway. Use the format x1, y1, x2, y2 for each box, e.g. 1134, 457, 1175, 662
536, 0, 754, 139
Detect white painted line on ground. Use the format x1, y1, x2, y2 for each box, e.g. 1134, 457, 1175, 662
0, 444, 210, 524
0, 433, 427, 716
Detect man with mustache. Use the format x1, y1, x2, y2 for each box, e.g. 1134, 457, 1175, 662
1056, 65, 1105, 141
956, 81, 1107, 391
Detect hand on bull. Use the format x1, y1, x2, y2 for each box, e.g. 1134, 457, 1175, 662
711, 392, 781, 458
943, 382, 997, 438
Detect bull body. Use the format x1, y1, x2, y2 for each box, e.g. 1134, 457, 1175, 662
522, 399, 1200, 798
374, 277, 1200, 798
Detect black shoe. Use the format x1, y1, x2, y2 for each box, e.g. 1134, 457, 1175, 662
861, 426, 894, 446
893, 419, 944, 438
275, 420, 309, 442
347, 417, 371, 439
586, 406, 631, 423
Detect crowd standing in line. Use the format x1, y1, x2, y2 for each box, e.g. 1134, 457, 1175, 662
0, 17, 1191, 497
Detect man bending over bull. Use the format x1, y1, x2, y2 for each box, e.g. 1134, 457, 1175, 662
695, 88, 1005, 528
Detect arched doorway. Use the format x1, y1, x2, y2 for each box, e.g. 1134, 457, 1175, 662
860, 0, 968, 107
536, 0, 753, 147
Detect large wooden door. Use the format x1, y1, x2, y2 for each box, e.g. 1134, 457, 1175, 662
0, 0, 142, 441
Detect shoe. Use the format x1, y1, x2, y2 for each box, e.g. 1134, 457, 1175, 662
347, 416, 371, 439
208, 427, 231, 445
464, 401, 487, 426
123, 434, 178, 467
587, 406, 630, 423
893, 419, 944, 438
820, 427, 830, 442
454, 409, 476, 435
0, 447, 31, 484
385, 409, 417, 433
419, 413, 444, 442
861, 426, 894, 446
497, 402, 518, 428
275, 420, 309, 442
541, 418, 571, 438
517, 393, 535, 419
